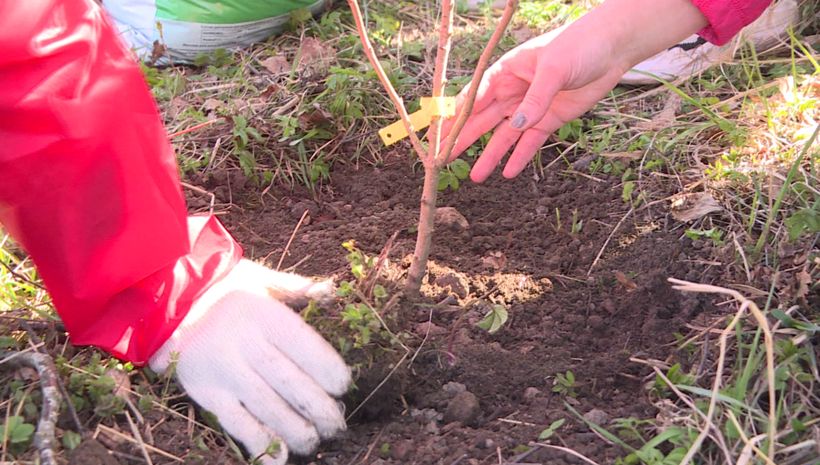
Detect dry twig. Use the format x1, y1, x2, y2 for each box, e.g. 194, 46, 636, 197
587, 206, 634, 276
531, 442, 600, 465
276, 208, 310, 271
0, 350, 61, 465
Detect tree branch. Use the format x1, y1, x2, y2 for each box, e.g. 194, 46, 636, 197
426, 0, 456, 167
346, 0, 428, 159
1, 350, 62, 465
439, 0, 519, 164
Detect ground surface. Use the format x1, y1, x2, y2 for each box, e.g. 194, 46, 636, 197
186, 154, 727, 465
3, 2, 818, 465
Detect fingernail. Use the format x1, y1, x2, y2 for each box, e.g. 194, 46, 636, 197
511, 112, 527, 129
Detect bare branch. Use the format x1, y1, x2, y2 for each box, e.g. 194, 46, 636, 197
426, 0, 456, 166
405, 0, 457, 291
1, 350, 62, 465
439, 0, 519, 165
346, 0, 427, 159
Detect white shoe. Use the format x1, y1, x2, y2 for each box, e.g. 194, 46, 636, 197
461, 0, 508, 12
620, 0, 799, 85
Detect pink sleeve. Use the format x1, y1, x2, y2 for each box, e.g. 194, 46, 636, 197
0, 0, 242, 364
690, 0, 773, 45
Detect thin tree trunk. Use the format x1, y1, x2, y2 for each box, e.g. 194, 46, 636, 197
405, 0, 518, 294
405, 164, 441, 292
347, 0, 519, 295
405, 0, 455, 294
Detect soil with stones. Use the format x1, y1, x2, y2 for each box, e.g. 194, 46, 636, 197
147, 149, 731, 465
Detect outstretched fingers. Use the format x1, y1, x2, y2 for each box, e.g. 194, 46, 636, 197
442, 101, 507, 161
248, 346, 346, 440
470, 124, 521, 183
509, 64, 564, 132
502, 114, 564, 178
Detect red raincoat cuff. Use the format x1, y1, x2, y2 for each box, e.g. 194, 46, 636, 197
691, 0, 773, 45
69, 216, 243, 364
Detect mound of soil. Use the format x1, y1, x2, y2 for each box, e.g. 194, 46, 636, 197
182, 152, 729, 464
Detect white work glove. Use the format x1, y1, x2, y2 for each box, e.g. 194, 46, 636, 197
149, 259, 351, 465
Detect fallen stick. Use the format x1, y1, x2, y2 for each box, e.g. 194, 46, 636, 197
0, 350, 62, 465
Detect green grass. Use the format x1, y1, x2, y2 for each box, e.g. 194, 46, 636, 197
591, 286, 819, 465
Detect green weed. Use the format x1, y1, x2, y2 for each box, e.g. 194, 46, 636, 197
552, 370, 577, 397
515, 0, 589, 30
476, 304, 509, 334
651, 363, 695, 397
537, 418, 565, 441
438, 159, 471, 191
313, 240, 402, 355
0, 416, 34, 450
684, 227, 725, 245
61, 353, 129, 418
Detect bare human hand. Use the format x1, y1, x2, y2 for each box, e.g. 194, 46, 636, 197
441, 0, 708, 182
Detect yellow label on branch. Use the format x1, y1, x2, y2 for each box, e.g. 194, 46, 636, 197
378, 97, 456, 146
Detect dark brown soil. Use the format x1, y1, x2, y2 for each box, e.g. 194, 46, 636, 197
178, 149, 730, 465
68, 439, 121, 465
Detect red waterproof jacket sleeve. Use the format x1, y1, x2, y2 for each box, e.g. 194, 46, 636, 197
691, 0, 773, 45
0, 0, 242, 364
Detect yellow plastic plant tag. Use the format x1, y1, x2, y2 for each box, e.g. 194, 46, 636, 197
378, 97, 456, 146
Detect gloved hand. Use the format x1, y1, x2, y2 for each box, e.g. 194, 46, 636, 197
149, 259, 351, 465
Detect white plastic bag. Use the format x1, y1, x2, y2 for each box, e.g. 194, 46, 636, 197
104, 0, 329, 63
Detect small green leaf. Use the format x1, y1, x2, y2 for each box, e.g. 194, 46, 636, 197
360, 326, 371, 345
436, 171, 449, 192
265, 439, 282, 456
246, 127, 263, 142
557, 119, 582, 141
477, 304, 508, 334
785, 207, 820, 241
684, 228, 723, 244
450, 159, 471, 179
237, 150, 256, 176
11, 423, 34, 444
537, 418, 565, 440
1, 416, 35, 444
511, 444, 531, 454
449, 176, 460, 191
373, 284, 388, 299
200, 410, 221, 430
771, 309, 799, 328
337, 281, 354, 297
62, 430, 83, 450
138, 393, 155, 412
437, 172, 453, 191
238, 129, 249, 145
791, 418, 806, 433
351, 263, 365, 279
621, 181, 635, 203
663, 447, 687, 464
